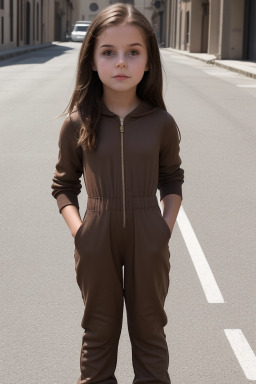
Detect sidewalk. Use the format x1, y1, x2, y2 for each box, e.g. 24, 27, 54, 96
164, 48, 256, 80
0, 43, 53, 61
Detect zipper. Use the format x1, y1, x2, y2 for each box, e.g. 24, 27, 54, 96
120, 117, 126, 228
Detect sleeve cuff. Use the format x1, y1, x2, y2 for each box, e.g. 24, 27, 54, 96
56, 192, 79, 213
159, 182, 183, 201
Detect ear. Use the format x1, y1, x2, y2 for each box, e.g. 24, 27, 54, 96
92, 62, 97, 71
145, 63, 149, 71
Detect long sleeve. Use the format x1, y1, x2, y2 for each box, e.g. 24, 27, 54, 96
51, 114, 84, 213
157, 112, 184, 201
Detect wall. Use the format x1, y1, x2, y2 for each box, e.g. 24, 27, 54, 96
219, 0, 245, 59
41, 0, 55, 44
208, 0, 220, 55
136, 0, 154, 29
169, 0, 177, 48
78, 0, 110, 21
77, 0, 154, 28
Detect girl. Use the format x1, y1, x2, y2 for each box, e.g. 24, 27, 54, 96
51, 3, 184, 384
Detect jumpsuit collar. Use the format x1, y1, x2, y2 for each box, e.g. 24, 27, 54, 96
99, 99, 159, 119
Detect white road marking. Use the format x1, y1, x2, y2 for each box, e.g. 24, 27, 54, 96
237, 84, 256, 88
177, 206, 225, 303
225, 329, 256, 380
204, 70, 238, 77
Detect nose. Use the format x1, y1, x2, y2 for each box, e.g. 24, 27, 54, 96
116, 55, 127, 69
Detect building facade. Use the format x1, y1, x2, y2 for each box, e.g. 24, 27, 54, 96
168, 0, 256, 61
77, 0, 160, 41
0, 0, 56, 50
78, 0, 155, 22
0, 0, 80, 50
0, 0, 172, 51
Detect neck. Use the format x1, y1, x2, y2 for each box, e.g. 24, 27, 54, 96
102, 88, 141, 118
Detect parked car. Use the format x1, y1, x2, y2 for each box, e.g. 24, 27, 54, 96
71, 21, 91, 42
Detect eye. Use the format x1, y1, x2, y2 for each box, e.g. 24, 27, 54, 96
103, 50, 114, 56
129, 49, 139, 56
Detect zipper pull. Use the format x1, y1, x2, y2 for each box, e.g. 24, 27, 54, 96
120, 117, 124, 132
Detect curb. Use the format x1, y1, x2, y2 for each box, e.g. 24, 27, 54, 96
163, 48, 256, 80
163, 48, 217, 64
214, 61, 256, 80
0, 43, 53, 61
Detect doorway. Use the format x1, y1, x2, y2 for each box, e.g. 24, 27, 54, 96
179, 10, 182, 49
185, 11, 190, 50
246, 0, 256, 61
25, 1, 31, 45
201, 1, 209, 52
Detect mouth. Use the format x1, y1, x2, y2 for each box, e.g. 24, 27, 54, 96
113, 74, 130, 79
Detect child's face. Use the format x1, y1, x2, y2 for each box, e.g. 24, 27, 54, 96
92, 23, 148, 96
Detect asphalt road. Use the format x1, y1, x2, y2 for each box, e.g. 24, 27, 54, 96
0, 42, 256, 384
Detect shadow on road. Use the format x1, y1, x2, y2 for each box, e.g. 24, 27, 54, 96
0, 44, 76, 67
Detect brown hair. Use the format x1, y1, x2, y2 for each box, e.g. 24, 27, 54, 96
67, 2, 166, 150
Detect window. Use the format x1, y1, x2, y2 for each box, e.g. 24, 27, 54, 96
89, 3, 98, 12
75, 26, 88, 32
186, 11, 190, 44
0, 0, 4, 10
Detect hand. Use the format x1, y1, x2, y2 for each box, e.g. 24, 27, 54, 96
60, 205, 84, 238
164, 219, 172, 234
72, 221, 83, 238
161, 194, 182, 235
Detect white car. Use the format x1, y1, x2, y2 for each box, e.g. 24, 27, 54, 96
71, 21, 91, 42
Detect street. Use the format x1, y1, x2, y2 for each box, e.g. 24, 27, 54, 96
0, 42, 256, 384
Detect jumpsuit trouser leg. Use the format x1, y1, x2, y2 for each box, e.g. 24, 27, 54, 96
74, 196, 171, 384
124, 201, 171, 384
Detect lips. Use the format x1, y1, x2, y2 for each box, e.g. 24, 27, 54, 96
114, 74, 130, 79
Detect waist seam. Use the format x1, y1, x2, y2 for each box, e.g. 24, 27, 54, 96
86, 195, 159, 211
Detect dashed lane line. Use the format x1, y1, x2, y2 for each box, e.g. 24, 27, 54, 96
160, 201, 256, 380
237, 84, 256, 88
177, 205, 225, 303
203, 69, 239, 77
225, 329, 256, 380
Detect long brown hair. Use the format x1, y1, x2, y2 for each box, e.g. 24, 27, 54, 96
67, 3, 166, 150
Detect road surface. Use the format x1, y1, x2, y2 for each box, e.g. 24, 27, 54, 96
0, 42, 256, 384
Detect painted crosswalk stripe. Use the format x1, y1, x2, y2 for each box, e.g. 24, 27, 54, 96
225, 329, 256, 380
177, 206, 224, 303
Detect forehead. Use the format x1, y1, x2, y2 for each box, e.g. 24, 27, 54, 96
96, 23, 146, 47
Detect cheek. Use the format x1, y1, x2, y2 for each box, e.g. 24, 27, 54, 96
96, 61, 113, 83
96, 57, 111, 70
133, 58, 148, 74
94, 53, 105, 69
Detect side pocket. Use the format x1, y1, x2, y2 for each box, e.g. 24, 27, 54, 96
159, 213, 172, 240
74, 211, 88, 246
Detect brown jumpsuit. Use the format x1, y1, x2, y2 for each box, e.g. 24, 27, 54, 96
51, 100, 184, 384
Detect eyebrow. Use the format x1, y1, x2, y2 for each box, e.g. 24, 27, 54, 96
99, 43, 143, 48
